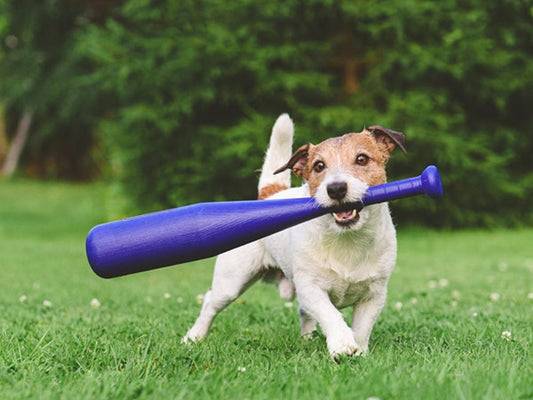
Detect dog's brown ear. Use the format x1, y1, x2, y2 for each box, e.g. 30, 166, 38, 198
368, 125, 407, 154
274, 143, 312, 178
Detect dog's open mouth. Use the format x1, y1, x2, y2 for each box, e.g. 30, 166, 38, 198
332, 209, 360, 226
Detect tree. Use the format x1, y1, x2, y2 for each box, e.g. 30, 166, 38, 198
81, 0, 533, 226
1, 0, 531, 227
0, 0, 118, 179
1, 110, 32, 176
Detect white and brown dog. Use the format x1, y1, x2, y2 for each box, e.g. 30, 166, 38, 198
183, 114, 406, 358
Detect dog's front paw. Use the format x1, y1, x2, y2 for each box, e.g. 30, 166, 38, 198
352, 335, 370, 356
354, 341, 369, 356
327, 328, 362, 359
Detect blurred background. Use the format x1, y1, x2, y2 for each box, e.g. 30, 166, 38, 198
0, 0, 532, 227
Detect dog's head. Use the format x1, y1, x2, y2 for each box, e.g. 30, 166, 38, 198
275, 126, 406, 233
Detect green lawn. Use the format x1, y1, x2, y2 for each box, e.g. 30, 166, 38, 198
0, 180, 531, 399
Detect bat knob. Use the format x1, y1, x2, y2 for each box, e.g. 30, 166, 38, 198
421, 165, 444, 198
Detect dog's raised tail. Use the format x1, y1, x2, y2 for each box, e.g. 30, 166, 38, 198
258, 114, 294, 199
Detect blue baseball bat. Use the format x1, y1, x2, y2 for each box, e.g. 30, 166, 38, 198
87, 165, 443, 278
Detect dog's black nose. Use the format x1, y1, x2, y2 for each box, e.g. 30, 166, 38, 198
327, 181, 348, 200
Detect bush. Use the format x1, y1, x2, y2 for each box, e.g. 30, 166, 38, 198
79, 0, 532, 226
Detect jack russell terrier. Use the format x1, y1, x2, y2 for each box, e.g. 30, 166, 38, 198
183, 114, 406, 359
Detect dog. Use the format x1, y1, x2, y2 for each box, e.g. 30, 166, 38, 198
182, 114, 406, 358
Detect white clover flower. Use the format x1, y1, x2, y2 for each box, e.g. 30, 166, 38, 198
367, 397, 382, 400
438, 278, 449, 288
527, 292, 533, 300
237, 366, 246, 373
471, 311, 478, 317
19, 294, 27, 303
196, 294, 204, 305
452, 290, 461, 300
176, 297, 184, 303
489, 292, 501, 302
42, 300, 52, 307
394, 301, 403, 311
90, 298, 101, 308
428, 280, 437, 289
284, 301, 293, 308
501, 330, 512, 341
163, 292, 171, 299
410, 297, 418, 305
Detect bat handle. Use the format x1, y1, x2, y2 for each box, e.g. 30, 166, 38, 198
362, 165, 443, 206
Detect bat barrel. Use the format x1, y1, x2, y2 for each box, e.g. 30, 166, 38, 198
86, 198, 326, 278
362, 165, 443, 206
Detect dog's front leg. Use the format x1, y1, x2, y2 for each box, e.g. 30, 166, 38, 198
294, 277, 361, 358
351, 288, 387, 354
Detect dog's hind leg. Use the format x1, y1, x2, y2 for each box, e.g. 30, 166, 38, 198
278, 274, 295, 301
299, 308, 317, 338
182, 241, 265, 343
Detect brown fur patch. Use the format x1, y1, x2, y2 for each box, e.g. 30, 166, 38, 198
273, 144, 310, 177
258, 183, 288, 200
304, 131, 392, 195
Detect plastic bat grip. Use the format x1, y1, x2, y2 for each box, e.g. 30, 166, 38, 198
362, 165, 443, 206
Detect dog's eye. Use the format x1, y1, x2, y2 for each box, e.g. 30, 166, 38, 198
355, 154, 369, 166
313, 161, 326, 173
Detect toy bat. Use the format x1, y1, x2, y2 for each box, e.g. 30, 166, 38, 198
86, 165, 443, 278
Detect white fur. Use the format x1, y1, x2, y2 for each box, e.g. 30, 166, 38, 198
183, 114, 397, 359
258, 113, 293, 191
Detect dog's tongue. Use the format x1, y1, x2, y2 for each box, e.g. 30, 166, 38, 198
335, 211, 353, 220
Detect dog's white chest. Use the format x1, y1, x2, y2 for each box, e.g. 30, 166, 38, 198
321, 259, 382, 308
295, 238, 388, 308
263, 198, 396, 310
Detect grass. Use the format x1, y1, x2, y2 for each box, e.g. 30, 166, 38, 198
0, 180, 531, 399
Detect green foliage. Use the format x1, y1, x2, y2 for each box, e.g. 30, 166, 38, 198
1, 180, 532, 398
0, 0, 114, 178
1, 0, 531, 226
79, 0, 533, 226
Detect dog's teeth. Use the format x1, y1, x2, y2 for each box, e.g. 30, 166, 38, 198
333, 209, 358, 222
